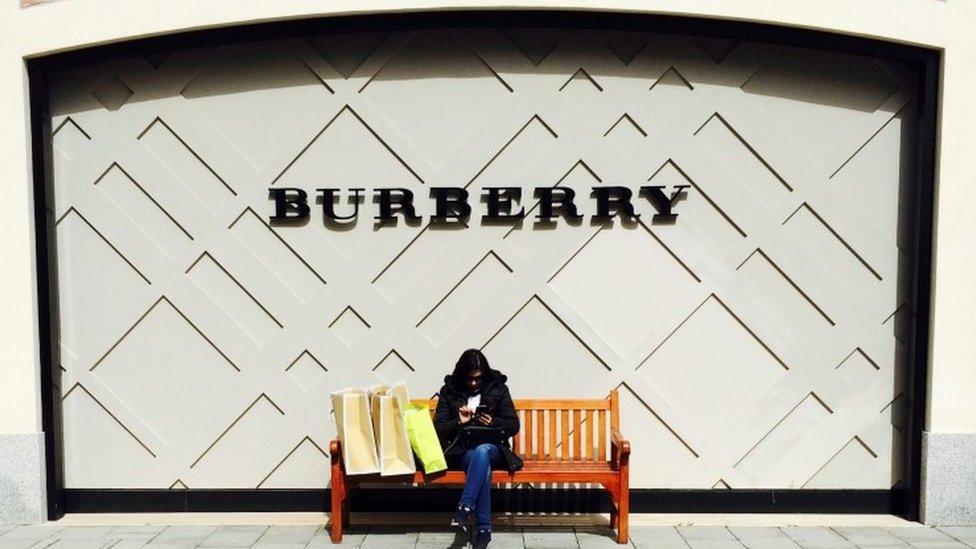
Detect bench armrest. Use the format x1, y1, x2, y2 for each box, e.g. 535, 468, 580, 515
610, 429, 630, 470
330, 439, 342, 466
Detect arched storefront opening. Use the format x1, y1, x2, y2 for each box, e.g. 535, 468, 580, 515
29, 12, 938, 520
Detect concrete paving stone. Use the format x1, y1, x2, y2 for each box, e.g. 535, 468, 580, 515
831, 527, 908, 547
137, 545, 198, 549
781, 527, 855, 549
523, 530, 578, 549
307, 535, 363, 548
630, 526, 688, 549
108, 526, 167, 540
858, 546, 927, 549
255, 526, 319, 546
359, 528, 418, 549
574, 528, 621, 548
938, 528, 976, 545
885, 527, 968, 548
728, 527, 800, 549
679, 527, 745, 548
0, 540, 51, 549
486, 531, 527, 549
41, 540, 117, 549
108, 540, 153, 549
149, 526, 218, 545
306, 525, 364, 548
56, 528, 118, 540
681, 543, 746, 549
678, 527, 738, 543
415, 529, 468, 548
900, 540, 969, 548
2, 525, 64, 540
201, 526, 269, 547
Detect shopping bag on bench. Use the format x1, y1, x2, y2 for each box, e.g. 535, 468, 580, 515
330, 388, 380, 475
369, 383, 417, 476
403, 402, 448, 474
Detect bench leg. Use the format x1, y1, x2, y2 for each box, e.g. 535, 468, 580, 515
604, 483, 619, 531
330, 461, 346, 544
330, 482, 344, 543
617, 471, 629, 544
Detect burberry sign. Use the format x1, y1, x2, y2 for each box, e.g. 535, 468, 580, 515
269, 186, 688, 226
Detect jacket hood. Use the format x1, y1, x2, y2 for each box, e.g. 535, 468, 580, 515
443, 368, 508, 391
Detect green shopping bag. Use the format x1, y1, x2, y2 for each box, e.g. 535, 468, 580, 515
403, 403, 448, 474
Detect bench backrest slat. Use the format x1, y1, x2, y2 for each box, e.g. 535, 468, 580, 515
410, 390, 618, 463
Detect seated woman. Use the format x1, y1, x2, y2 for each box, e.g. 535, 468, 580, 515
433, 349, 522, 549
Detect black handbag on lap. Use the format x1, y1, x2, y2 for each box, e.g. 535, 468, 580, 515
459, 425, 510, 447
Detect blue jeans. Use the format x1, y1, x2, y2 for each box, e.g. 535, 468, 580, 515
459, 443, 501, 532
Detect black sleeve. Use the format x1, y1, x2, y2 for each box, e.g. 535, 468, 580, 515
493, 385, 520, 436
433, 389, 459, 447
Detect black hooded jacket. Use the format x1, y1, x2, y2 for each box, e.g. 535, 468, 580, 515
433, 368, 523, 473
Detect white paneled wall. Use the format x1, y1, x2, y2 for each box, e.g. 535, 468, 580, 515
49, 28, 917, 489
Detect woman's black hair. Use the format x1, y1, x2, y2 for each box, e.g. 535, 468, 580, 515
451, 349, 492, 391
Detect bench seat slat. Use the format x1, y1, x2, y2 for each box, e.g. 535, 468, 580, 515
585, 409, 593, 461
548, 409, 556, 459
513, 400, 611, 410
560, 410, 569, 460
573, 409, 582, 460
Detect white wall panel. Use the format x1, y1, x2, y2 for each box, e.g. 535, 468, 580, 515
49, 27, 918, 490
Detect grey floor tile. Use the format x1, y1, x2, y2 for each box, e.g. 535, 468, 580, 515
256, 526, 319, 546
831, 527, 908, 547
307, 525, 364, 548
109, 540, 154, 549
0, 540, 51, 549
485, 531, 525, 549
2, 525, 64, 541
781, 528, 855, 549
150, 526, 218, 545
575, 528, 621, 548
523, 530, 578, 549
678, 527, 738, 543
360, 528, 418, 549
938, 528, 976, 546
885, 528, 952, 541
41, 541, 117, 549
56, 528, 118, 541
630, 526, 688, 549
108, 526, 167, 540
416, 529, 468, 548
887, 527, 968, 548
201, 526, 269, 547
728, 527, 800, 549
679, 527, 744, 549
862, 546, 927, 549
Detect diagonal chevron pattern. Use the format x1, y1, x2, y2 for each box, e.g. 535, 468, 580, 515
49, 28, 918, 490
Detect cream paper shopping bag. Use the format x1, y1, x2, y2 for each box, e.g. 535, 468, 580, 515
331, 388, 381, 475
369, 383, 417, 476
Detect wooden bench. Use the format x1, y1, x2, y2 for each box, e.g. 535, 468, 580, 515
328, 389, 630, 544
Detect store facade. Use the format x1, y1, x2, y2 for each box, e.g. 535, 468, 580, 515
1, 1, 973, 526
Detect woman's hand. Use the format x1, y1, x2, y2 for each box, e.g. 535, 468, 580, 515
459, 406, 475, 424
475, 412, 493, 426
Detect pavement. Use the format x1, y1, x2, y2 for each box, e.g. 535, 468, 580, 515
2, 523, 976, 549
